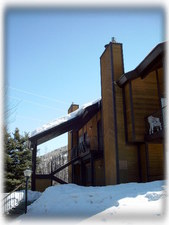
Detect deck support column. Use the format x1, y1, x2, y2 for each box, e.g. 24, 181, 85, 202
31, 141, 37, 191
72, 163, 74, 183
90, 154, 94, 186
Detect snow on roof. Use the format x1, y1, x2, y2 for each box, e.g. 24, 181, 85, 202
30, 98, 101, 138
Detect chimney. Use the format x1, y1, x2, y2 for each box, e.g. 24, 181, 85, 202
100, 39, 124, 185
68, 102, 79, 114
104, 37, 117, 49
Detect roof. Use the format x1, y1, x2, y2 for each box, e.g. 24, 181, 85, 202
29, 98, 101, 145
117, 42, 165, 87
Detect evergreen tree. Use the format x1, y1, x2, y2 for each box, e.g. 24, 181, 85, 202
4, 128, 32, 192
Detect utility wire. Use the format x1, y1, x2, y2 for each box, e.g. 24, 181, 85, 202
9, 96, 66, 112
8, 86, 69, 105
16, 114, 46, 123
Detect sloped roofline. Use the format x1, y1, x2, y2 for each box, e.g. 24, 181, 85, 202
117, 42, 165, 87
29, 99, 101, 145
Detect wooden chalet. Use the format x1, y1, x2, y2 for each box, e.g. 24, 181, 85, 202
29, 40, 165, 192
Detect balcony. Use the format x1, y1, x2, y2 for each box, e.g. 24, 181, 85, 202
71, 136, 103, 160
145, 106, 166, 142
71, 142, 89, 159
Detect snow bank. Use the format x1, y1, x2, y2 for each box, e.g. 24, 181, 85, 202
30, 98, 101, 137
18, 180, 167, 224
26, 190, 42, 202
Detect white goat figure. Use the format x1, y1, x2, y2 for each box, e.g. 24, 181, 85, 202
148, 115, 162, 135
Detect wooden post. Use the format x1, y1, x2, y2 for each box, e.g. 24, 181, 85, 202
51, 160, 53, 186
137, 145, 142, 182
90, 154, 94, 186
31, 141, 37, 191
72, 163, 74, 183
80, 159, 84, 186
145, 143, 149, 182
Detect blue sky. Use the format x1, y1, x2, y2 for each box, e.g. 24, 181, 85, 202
5, 8, 165, 155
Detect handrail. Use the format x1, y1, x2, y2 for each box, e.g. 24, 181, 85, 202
145, 106, 166, 119
3, 183, 25, 214
51, 155, 81, 176
3, 183, 24, 200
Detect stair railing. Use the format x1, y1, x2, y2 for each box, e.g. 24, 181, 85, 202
3, 183, 24, 214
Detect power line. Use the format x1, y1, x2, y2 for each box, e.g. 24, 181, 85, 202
8, 86, 69, 105
16, 114, 46, 123
9, 96, 66, 112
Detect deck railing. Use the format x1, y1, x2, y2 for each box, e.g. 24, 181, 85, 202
71, 136, 103, 159
71, 142, 89, 159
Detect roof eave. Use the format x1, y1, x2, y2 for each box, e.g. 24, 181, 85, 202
29, 100, 101, 145
117, 42, 165, 87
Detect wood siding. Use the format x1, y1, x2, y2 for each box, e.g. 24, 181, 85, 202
139, 143, 164, 182
94, 158, 105, 185
158, 67, 165, 98
124, 83, 133, 142
35, 178, 51, 192
68, 109, 104, 186
147, 143, 164, 181
131, 71, 160, 142
124, 67, 165, 143
139, 144, 148, 182
78, 111, 101, 150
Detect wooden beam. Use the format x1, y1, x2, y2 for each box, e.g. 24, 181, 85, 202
116, 42, 165, 87
129, 81, 136, 141
51, 152, 91, 176
35, 174, 51, 179
122, 87, 128, 143
145, 143, 149, 182
35, 174, 67, 184
80, 159, 84, 186
156, 69, 162, 108
31, 141, 37, 191
137, 145, 142, 182
29, 101, 101, 145
51, 155, 81, 176
90, 154, 94, 186
51, 175, 67, 184
72, 163, 74, 183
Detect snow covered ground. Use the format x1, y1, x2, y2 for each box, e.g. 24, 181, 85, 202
14, 180, 168, 225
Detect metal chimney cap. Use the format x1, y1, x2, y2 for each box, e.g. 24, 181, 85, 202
112, 37, 116, 43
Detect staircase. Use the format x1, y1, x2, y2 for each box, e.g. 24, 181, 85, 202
36, 151, 91, 185
3, 182, 39, 218
3, 183, 27, 218
53, 149, 93, 184
6, 200, 34, 218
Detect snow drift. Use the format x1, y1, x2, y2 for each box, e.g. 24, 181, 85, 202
18, 180, 167, 223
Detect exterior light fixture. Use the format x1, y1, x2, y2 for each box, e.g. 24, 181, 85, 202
24, 168, 32, 214
24, 169, 32, 178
